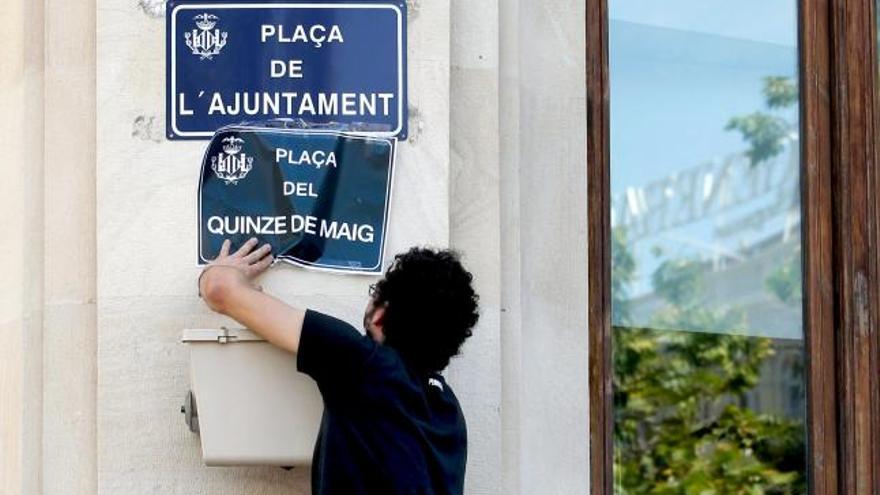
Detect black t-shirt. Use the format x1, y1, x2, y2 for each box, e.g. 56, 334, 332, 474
297, 310, 467, 495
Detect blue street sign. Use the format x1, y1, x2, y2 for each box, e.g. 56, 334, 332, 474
198, 123, 396, 274
167, 1, 407, 140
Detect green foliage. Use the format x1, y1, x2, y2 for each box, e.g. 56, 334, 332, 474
614, 398, 805, 494
724, 113, 791, 167
765, 249, 802, 304
612, 233, 805, 494
650, 259, 704, 308
612, 227, 637, 325
725, 77, 798, 167
762, 76, 799, 109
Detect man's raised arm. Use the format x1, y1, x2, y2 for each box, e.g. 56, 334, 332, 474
199, 238, 305, 353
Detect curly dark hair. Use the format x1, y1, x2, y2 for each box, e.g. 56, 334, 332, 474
372, 247, 479, 373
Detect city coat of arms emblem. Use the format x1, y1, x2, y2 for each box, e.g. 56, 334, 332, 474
211, 136, 253, 185
185, 13, 228, 60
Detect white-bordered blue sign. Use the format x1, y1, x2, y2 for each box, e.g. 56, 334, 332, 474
198, 123, 396, 274
167, 1, 407, 140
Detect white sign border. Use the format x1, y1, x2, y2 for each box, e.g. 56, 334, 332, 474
170, 3, 405, 139
196, 126, 397, 275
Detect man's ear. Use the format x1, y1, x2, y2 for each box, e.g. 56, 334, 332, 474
370, 304, 386, 328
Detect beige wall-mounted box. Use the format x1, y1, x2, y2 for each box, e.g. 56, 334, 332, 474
182, 328, 323, 466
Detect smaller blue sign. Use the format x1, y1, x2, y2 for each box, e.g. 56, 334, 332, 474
198, 123, 396, 274
167, 1, 407, 140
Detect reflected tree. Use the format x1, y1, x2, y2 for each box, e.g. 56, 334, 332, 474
613, 249, 805, 494
765, 248, 802, 305
725, 77, 798, 167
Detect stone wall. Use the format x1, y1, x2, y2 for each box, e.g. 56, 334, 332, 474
0, 0, 587, 493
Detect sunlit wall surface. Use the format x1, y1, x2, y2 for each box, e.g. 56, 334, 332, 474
608, 1, 807, 492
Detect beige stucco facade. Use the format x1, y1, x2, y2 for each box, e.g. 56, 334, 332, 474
0, 0, 588, 493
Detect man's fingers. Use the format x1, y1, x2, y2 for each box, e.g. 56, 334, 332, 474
249, 254, 274, 276
218, 239, 231, 258
244, 243, 272, 263
233, 237, 259, 258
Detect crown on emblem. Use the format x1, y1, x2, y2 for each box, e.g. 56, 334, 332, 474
222, 136, 244, 155
194, 13, 218, 31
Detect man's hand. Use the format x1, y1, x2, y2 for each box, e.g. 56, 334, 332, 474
200, 238, 273, 313
197, 237, 305, 353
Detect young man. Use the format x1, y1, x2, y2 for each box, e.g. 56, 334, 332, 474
198, 238, 479, 495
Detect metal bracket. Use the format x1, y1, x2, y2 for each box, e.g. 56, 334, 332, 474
217, 327, 236, 344
181, 390, 200, 433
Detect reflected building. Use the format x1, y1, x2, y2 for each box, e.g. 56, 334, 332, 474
615, 144, 805, 421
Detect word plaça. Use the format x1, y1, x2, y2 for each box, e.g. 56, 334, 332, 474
276, 147, 338, 168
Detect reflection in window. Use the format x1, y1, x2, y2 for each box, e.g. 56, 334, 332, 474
609, 2, 806, 493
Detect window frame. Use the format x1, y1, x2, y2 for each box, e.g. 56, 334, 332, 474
585, 1, 880, 493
